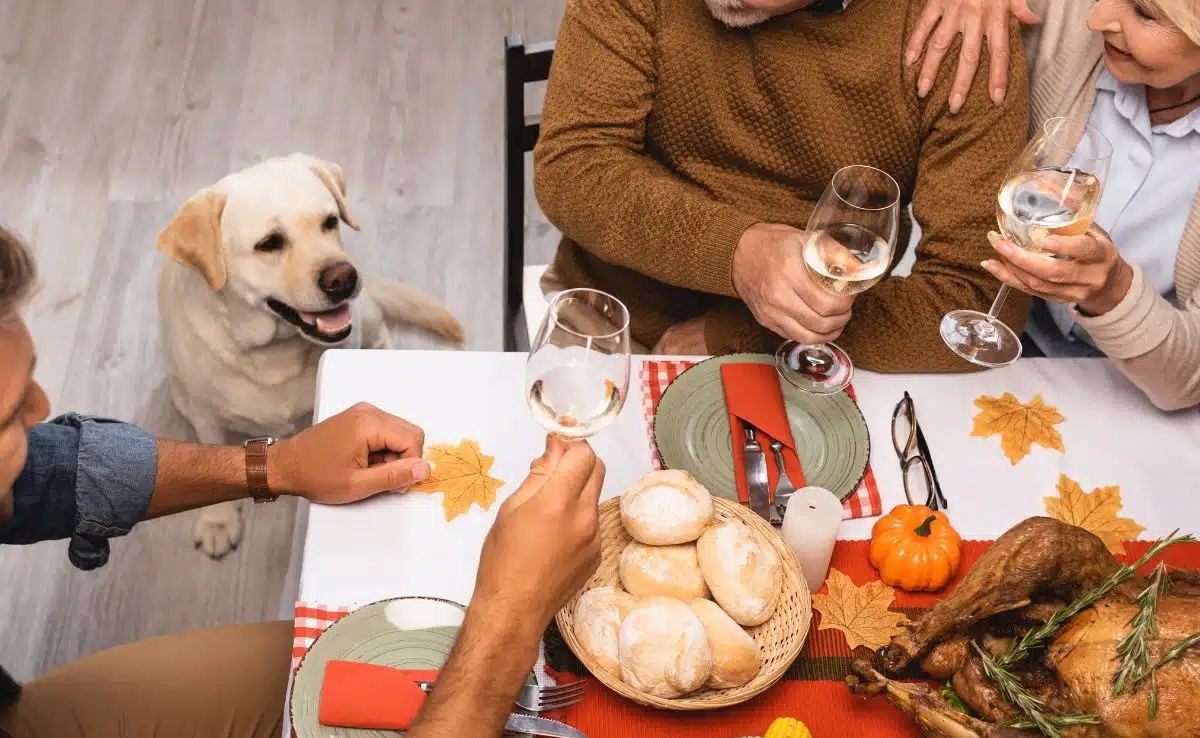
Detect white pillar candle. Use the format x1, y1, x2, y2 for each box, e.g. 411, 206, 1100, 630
780, 486, 843, 594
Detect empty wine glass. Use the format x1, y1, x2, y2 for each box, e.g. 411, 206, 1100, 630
776, 165, 901, 395
526, 288, 632, 439
940, 116, 1113, 367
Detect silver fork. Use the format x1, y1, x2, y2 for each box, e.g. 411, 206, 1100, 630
769, 440, 798, 523
415, 680, 585, 712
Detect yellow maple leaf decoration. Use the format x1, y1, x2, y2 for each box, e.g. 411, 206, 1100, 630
409, 439, 505, 522
1044, 474, 1145, 556
811, 568, 908, 652
971, 392, 1065, 465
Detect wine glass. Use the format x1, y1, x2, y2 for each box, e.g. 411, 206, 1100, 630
526, 288, 632, 439
776, 165, 901, 395
940, 116, 1113, 367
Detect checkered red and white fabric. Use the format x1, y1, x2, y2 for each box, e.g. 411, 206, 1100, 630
639, 359, 882, 520
291, 603, 351, 671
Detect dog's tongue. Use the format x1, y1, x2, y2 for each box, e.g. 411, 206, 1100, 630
302, 305, 351, 335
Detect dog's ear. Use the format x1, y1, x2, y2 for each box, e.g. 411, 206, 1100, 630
293, 154, 361, 231
157, 189, 229, 290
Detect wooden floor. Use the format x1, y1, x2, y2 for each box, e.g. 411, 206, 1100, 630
0, 0, 564, 680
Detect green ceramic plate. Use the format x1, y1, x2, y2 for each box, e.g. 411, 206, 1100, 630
653, 354, 870, 503
291, 597, 536, 737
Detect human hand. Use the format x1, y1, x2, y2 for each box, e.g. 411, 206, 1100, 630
732, 223, 854, 345
653, 317, 709, 355
270, 402, 429, 503
906, 0, 1040, 112
982, 229, 1134, 315
470, 435, 605, 642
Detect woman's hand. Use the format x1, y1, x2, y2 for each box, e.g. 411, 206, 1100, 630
982, 229, 1135, 316
907, 0, 1040, 112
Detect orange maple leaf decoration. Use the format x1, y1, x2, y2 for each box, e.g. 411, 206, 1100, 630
971, 392, 1065, 465
812, 568, 908, 652
1044, 474, 1145, 556
410, 439, 505, 522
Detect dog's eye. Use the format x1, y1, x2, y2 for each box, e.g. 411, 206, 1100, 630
322, 215, 339, 231
255, 233, 286, 253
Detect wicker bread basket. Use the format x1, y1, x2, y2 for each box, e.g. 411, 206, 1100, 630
555, 496, 812, 710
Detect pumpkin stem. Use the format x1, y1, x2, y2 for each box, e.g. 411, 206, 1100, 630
914, 515, 938, 537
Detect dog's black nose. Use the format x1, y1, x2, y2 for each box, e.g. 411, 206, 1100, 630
318, 262, 358, 302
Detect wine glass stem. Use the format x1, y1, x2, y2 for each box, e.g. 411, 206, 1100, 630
986, 285, 1011, 321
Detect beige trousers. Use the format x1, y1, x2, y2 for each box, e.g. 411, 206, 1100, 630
0, 621, 292, 738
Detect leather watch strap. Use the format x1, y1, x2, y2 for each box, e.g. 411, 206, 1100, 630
244, 437, 278, 503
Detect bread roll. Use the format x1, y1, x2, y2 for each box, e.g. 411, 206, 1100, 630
697, 521, 782, 626
620, 470, 714, 545
619, 542, 710, 601
572, 586, 637, 677
618, 597, 712, 698
689, 599, 762, 688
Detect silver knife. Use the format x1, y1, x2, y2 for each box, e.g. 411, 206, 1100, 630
505, 713, 588, 737
742, 425, 771, 521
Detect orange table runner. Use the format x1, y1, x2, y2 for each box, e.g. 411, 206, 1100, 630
546, 539, 1200, 738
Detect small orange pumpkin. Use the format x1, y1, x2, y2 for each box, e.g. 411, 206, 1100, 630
869, 505, 963, 592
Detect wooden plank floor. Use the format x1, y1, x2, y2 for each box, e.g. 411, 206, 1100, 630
0, 0, 564, 680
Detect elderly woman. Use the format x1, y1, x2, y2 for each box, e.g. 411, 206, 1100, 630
918, 0, 1200, 409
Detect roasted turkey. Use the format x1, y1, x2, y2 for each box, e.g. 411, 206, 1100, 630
847, 517, 1200, 737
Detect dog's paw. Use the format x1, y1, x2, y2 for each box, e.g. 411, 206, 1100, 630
192, 504, 243, 560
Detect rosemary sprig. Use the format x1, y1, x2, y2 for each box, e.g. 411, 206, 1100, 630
1112, 562, 1172, 697
974, 643, 1100, 738
1004, 714, 1104, 732
1132, 631, 1200, 718
997, 531, 1195, 669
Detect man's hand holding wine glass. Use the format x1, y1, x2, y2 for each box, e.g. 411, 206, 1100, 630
731, 223, 856, 346
983, 227, 1135, 317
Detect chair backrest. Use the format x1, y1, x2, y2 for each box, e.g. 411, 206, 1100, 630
503, 35, 554, 351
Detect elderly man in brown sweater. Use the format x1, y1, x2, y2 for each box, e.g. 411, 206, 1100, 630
534, 0, 1031, 372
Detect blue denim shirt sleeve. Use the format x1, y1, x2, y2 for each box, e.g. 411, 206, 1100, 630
1, 413, 157, 570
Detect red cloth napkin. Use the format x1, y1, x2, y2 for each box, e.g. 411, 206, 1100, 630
318, 661, 439, 730
719, 363, 806, 506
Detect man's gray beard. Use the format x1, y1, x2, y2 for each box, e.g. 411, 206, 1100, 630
703, 0, 772, 27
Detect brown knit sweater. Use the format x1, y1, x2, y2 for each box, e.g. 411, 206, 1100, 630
534, 0, 1031, 372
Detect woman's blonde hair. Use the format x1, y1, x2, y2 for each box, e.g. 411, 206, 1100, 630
0, 226, 37, 319
1155, 0, 1200, 46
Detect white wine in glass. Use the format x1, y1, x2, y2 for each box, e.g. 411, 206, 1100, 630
526, 288, 632, 439
777, 165, 900, 395
940, 117, 1112, 367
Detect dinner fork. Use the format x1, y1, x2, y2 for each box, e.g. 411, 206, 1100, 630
414, 680, 586, 712
769, 440, 797, 523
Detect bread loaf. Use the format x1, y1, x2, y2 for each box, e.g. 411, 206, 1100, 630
689, 599, 762, 688
620, 470, 714, 545
619, 542, 709, 601
572, 586, 637, 677
697, 521, 782, 626
618, 597, 712, 698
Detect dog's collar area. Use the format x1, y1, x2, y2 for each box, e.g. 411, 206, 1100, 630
265, 297, 353, 344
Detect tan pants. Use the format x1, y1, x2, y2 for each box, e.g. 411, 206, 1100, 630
0, 621, 292, 738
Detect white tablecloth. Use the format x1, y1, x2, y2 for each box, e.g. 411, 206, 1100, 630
298, 350, 1200, 609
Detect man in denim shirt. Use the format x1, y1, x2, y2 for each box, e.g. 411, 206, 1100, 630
0, 228, 608, 738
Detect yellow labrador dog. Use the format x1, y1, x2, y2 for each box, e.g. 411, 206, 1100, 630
157, 153, 462, 558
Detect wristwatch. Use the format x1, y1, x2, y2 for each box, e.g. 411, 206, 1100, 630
244, 436, 279, 503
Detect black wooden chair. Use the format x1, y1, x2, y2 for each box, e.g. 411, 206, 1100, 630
503, 35, 554, 351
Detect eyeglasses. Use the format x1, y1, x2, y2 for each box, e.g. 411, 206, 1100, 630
891, 391, 948, 511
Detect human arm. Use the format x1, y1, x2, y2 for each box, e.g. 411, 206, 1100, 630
906, 0, 1040, 111
983, 228, 1200, 410
532, 0, 759, 297
407, 437, 604, 737
2, 403, 429, 569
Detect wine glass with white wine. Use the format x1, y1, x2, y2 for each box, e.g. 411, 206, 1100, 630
526, 288, 632, 439
776, 164, 901, 395
940, 116, 1113, 367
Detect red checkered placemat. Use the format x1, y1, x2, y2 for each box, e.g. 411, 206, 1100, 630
291, 603, 351, 671
640, 359, 882, 519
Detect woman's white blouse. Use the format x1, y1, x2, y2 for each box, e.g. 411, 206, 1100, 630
1030, 70, 1200, 356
